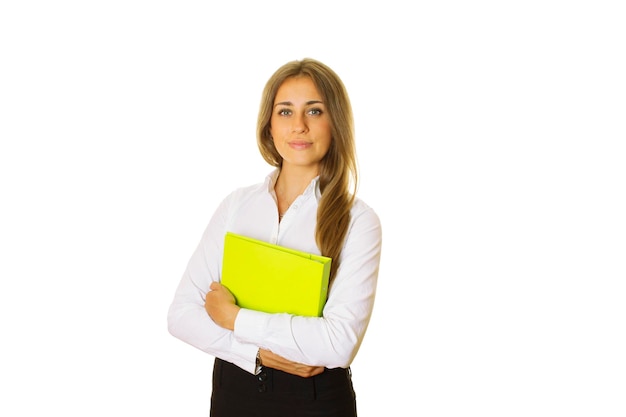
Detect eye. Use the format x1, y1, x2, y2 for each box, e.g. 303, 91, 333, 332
307, 107, 323, 116
277, 108, 292, 116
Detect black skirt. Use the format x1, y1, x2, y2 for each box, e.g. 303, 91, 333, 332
210, 358, 357, 417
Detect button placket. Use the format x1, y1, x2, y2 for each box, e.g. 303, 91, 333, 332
257, 370, 268, 393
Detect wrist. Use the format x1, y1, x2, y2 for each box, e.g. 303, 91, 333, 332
255, 348, 263, 373
229, 306, 241, 330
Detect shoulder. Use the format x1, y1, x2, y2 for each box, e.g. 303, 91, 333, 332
349, 197, 382, 233
221, 171, 274, 206
340, 197, 383, 260
351, 197, 379, 220
230, 181, 266, 199
217, 182, 267, 215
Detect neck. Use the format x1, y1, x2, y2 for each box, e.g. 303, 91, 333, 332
275, 165, 318, 195
274, 165, 318, 216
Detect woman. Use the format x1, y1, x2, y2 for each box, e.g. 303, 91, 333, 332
168, 58, 382, 416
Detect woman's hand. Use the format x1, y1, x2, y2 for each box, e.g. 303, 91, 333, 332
205, 282, 240, 330
259, 348, 325, 378
205, 283, 324, 377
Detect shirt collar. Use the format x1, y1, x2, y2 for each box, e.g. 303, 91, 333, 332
265, 169, 321, 202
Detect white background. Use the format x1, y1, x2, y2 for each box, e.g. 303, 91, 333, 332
1, 1, 625, 415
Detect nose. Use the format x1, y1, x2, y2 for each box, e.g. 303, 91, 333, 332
291, 113, 307, 134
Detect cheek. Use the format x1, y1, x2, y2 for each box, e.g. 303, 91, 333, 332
320, 118, 332, 134
322, 138, 332, 154
269, 120, 287, 138
320, 122, 333, 144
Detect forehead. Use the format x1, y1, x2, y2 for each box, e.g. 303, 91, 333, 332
274, 76, 322, 103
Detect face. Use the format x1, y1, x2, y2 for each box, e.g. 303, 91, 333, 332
270, 76, 332, 173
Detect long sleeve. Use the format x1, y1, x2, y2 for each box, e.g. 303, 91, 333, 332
233, 202, 382, 369
167, 192, 260, 373
168, 171, 382, 372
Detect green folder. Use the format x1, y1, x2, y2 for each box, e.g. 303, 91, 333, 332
221, 232, 331, 317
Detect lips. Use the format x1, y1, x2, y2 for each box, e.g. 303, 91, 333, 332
288, 140, 312, 150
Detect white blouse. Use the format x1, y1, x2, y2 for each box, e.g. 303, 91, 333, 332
168, 169, 382, 374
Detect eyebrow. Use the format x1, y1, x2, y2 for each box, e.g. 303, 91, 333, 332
273, 100, 324, 108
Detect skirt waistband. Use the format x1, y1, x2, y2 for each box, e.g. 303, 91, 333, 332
213, 357, 353, 401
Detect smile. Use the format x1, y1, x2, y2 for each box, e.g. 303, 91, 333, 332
288, 141, 312, 150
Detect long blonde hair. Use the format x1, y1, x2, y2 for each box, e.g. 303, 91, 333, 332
256, 58, 357, 282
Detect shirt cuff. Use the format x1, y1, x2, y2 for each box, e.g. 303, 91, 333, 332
233, 308, 270, 345
228, 338, 261, 375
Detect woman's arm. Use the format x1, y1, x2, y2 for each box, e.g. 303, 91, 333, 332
205, 281, 326, 377
167, 193, 261, 374
230, 204, 382, 369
